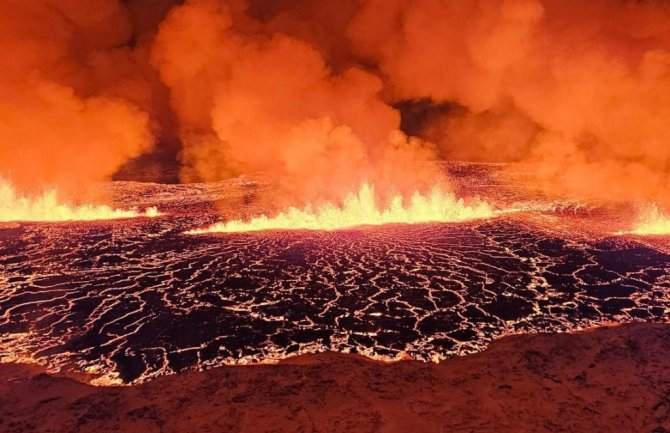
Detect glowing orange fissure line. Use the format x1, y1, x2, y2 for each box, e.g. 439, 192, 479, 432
0, 179, 160, 223
186, 183, 497, 234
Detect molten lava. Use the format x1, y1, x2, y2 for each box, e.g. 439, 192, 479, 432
187, 183, 494, 234
0, 179, 159, 223
627, 205, 670, 236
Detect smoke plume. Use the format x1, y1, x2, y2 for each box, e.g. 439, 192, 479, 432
3, 0, 670, 207
0, 0, 175, 199
348, 0, 670, 205
151, 0, 442, 204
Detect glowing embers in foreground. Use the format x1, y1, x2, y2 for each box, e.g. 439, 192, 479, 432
0, 179, 159, 222
623, 204, 670, 236
187, 183, 495, 234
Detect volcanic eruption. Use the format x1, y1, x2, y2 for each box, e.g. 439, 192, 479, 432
1, 1, 670, 431
3, 0, 670, 229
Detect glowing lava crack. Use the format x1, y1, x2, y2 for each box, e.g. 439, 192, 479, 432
187, 183, 495, 234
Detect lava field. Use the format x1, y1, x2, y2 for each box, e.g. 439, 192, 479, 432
1, 164, 669, 384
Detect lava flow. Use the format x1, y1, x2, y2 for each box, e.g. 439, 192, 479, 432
2, 167, 670, 386
2, 0, 670, 394
0, 179, 159, 223
187, 183, 494, 234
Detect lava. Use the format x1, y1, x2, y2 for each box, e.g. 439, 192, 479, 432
1, 170, 669, 385
626, 205, 670, 236
0, 179, 159, 223
186, 183, 494, 234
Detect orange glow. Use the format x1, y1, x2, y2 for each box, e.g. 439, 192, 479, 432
626, 205, 670, 236
0, 179, 159, 223
187, 183, 494, 234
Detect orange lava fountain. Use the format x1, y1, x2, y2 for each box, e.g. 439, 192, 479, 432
0, 179, 159, 223
626, 204, 670, 236
187, 183, 495, 234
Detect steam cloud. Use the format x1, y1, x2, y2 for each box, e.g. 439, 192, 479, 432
2, 0, 670, 207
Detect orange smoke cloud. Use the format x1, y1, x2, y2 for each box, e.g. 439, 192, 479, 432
4, 0, 670, 210
151, 0, 444, 205
0, 0, 165, 200
348, 0, 670, 205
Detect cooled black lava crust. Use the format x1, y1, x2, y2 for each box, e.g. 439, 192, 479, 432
1, 215, 668, 383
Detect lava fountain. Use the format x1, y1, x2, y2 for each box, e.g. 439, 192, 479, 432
624, 204, 670, 236
187, 183, 494, 234
0, 179, 159, 223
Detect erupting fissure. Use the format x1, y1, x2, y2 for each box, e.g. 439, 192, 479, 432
625, 205, 670, 236
0, 179, 159, 223
187, 183, 494, 234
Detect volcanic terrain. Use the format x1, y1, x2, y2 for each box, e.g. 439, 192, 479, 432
1, 163, 668, 385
